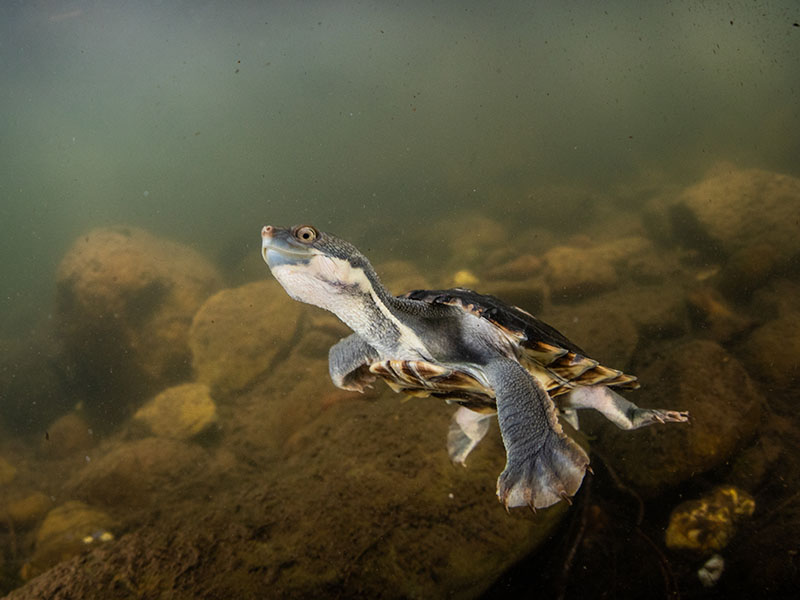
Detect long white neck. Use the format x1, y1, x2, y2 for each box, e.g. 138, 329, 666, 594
271, 254, 429, 359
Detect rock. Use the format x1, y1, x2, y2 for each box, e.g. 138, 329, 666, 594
686, 287, 754, 343
291, 311, 350, 361
0, 456, 16, 484
540, 282, 688, 362
439, 213, 507, 270
224, 354, 354, 458
484, 253, 543, 281
541, 304, 639, 372
544, 245, 619, 302
21, 501, 116, 580
269, 397, 568, 599
452, 269, 480, 288
751, 278, 800, 321
376, 260, 432, 295
668, 167, 800, 262
8, 393, 568, 600
741, 313, 800, 392
189, 280, 303, 396
665, 486, 755, 554
482, 279, 546, 315
727, 412, 788, 491
592, 236, 654, 265
717, 243, 782, 301
65, 437, 209, 510
597, 340, 764, 493
41, 413, 95, 456
133, 383, 217, 441
5, 492, 53, 528
55, 227, 222, 425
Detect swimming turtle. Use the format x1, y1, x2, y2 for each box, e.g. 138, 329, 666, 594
261, 224, 689, 510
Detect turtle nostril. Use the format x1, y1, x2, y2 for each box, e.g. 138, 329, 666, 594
262, 225, 273, 238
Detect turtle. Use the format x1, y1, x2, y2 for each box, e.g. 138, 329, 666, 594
261, 224, 689, 510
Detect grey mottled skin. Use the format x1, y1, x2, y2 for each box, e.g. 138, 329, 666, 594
261, 224, 686, 511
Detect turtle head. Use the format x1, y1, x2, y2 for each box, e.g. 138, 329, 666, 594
261, 224, 383, 313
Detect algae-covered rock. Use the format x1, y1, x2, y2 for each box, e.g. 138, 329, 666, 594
22, 501, 116, 580
55, 227, 222, 423
189, 280, 303, 395
669, 167, 800, 261
9, 392, 568, 600
484, 253, 543, 281
41, 413, 95, 456
598, 340, 764, 492
544, 244, 619, 302
134, 383, 217, 441
665, 486, 755, 554
541, 304, 639, 372
376, 259, 432, 295
65, 437, 209, 509
742, 314, 800, 392
267, 396, 568, 599
5, 491, 53, 528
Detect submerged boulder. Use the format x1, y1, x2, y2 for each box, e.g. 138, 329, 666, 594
65, 437, 210, 510
188, 280, 305, 396
56, 227, 222, 426
597, 340, 764, 493
668, 167, 800, 263
133, 383, 218, 441
9, 389, 568, 600
21, 501, 117, 581
740, 313, 800, 393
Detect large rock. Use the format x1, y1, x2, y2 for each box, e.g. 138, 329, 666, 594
544, 245, 619, 302
597, 340, 764, 493
56, 227, 222, 424
542, 236, 656, 303
188, 280, 305, 396
741, 313, 800, 393
133, 383, 218, 441
668, 167, 800, 262
10, 391, 569, 600
541, 303, 639, 372
65, 437, 210, 510
21, 501, 117, 580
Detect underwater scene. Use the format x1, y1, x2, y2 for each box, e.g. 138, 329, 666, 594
1, 1, 799, 598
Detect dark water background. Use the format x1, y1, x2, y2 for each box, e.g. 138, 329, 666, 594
1, 1, 799, 598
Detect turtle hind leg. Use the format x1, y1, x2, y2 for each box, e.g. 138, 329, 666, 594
447, 406, 494, 466
564, 386, 689, 430
486, 359, 589, 510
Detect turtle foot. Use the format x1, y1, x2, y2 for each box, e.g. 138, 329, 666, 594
447, 406, 493, 465
496, 431, 589, 511
632, 408, 690, 428
564, 386, 690, 431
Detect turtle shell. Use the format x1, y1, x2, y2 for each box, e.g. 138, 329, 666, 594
393, 288, 639, 407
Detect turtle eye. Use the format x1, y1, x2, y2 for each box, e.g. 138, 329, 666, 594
294, 225, 318, 243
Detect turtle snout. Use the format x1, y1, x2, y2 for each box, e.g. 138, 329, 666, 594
262, 225, 274, 239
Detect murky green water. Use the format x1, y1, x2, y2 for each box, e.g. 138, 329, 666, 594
1, 1, 798, 598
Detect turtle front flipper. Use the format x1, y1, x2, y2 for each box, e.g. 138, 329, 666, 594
486, 358, 589, 511
563, 386, 690, 430
329, 333, 379, 392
